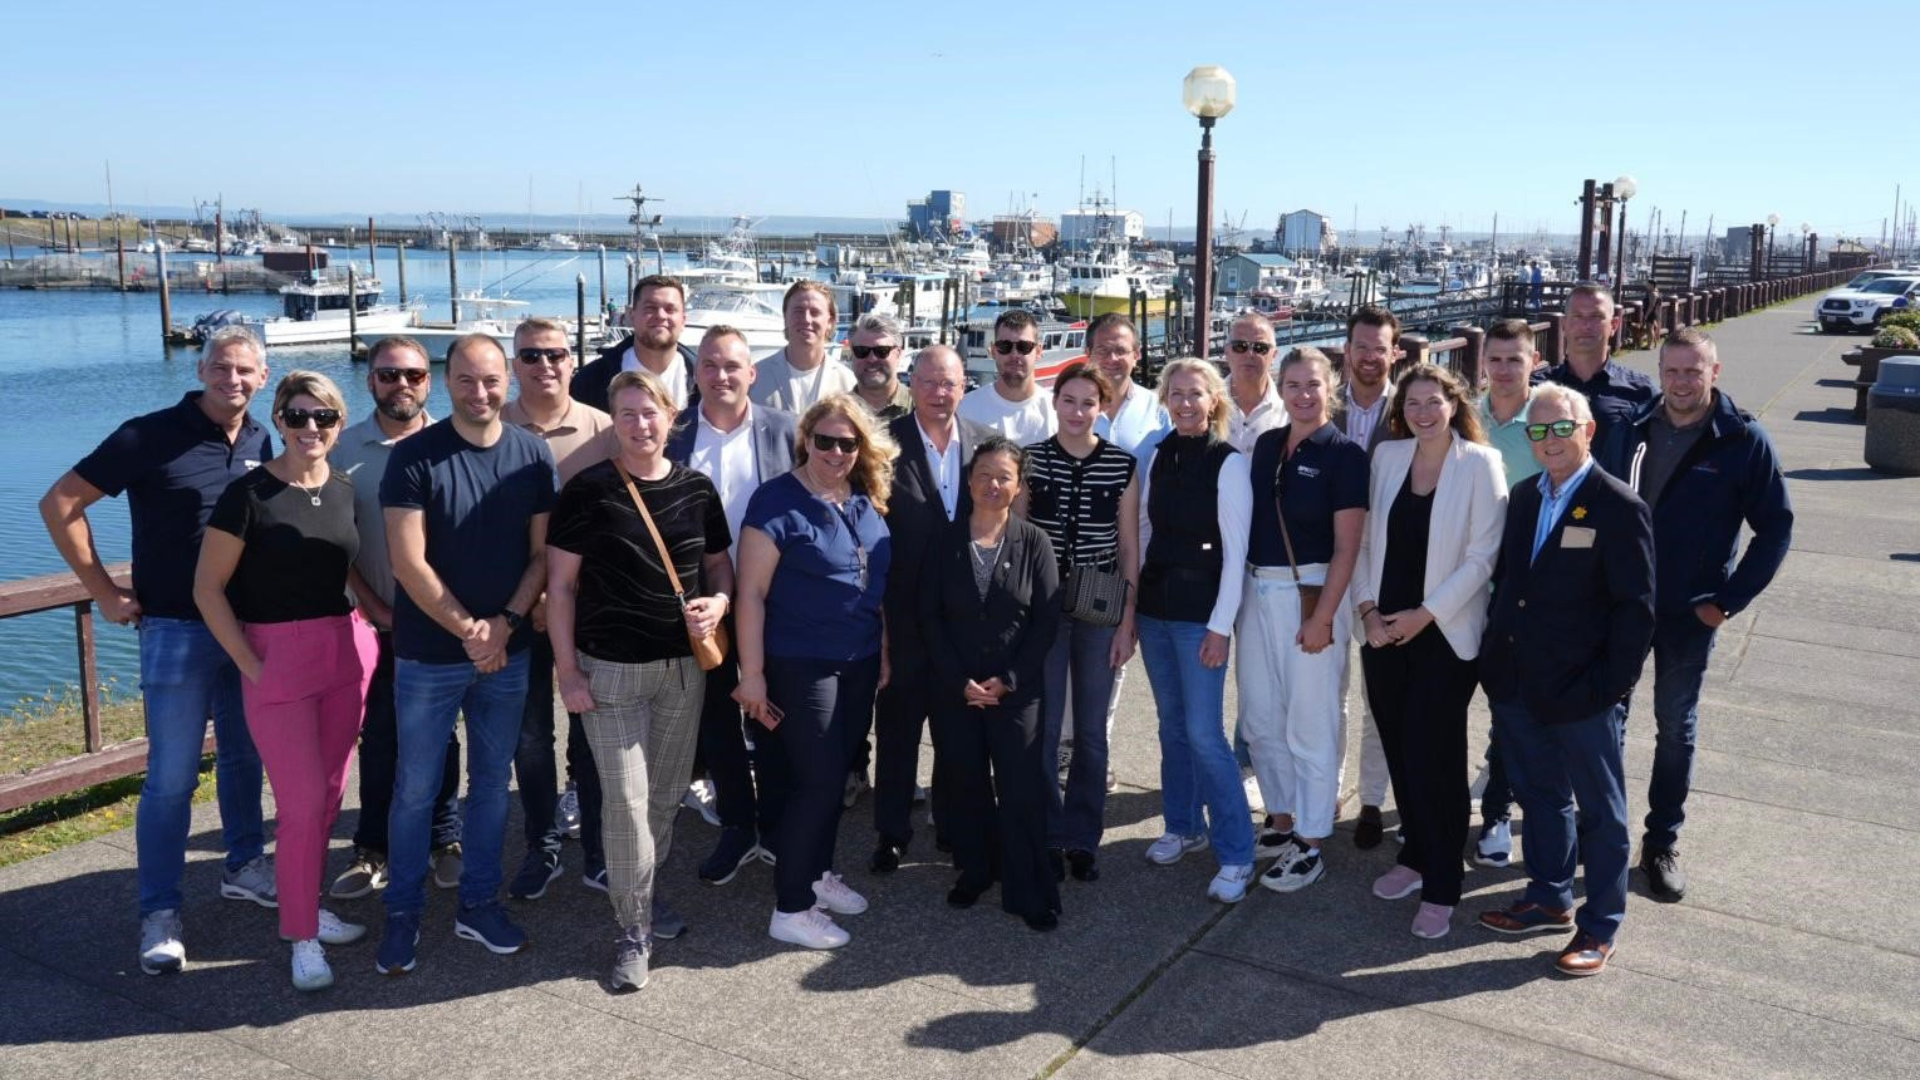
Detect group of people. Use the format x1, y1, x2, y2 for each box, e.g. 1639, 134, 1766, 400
38, 274, 1791, 995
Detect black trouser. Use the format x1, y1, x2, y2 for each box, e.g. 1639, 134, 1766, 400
353, 629, 461, 853
514, 632, 605, 865
766, 653, 879, 914
701, 641, 789, 838
1360, 627, 1477, 907
872, 655, 949, 847
935, 690, 1060, 921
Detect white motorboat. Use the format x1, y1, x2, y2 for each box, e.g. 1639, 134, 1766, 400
533, 233, 582, 251
679, 281, 794, 359
194, 272, 421, 347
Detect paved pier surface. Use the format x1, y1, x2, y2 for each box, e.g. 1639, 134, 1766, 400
5, 303, 1916, 1079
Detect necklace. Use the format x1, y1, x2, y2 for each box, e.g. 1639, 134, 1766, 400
289, 479, 323, 507
799, 466, 850, 505
969, 532, 1003, 568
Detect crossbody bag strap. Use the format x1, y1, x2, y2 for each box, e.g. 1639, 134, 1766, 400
613, 459, 688, 601
1273, 469, 1304, 588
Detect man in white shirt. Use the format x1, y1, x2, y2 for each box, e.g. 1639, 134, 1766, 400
1086, 313, 1169, 456
573, 275, 698, 413
749, 280, 857, 413
1224, 312, 1286, 454
666, 325, 800, 886
958, 308, 1056, 445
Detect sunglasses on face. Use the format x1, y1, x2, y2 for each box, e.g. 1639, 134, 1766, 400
1525, 419, 1580, 442
280, 407, 341, 430
373, 367, 428, 386
1228, 339, 1273, 356
515, 347, 571, 366
993, 340, 1038, 356
849, 344, 895, 360
811, 432, 860, 455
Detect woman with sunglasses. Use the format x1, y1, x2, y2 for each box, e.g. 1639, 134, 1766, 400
1351, 362, 1507, 939
734, 394, 898, 949
1018, 362, 1139, 883
1239, 348, 1369, 897
194, 371, 379, 991
546, 370, 733, 992
922, 435, 1062, 929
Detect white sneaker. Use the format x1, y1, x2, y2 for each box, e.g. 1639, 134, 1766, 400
139, 909, 185, 975
840, 770, 871, 809
290, 939, 334, 992
558, 783, 582, 840
812, 871, 868, 915
1145, 832, 1210, 866
1253, 829, 1299, 862
683, 780, 721, 827
1474, 820, 1514, 868
313, 908, 367, 946
769, 907, 849, 949
220, 855, 278, 908
1207, 863, 1256, 904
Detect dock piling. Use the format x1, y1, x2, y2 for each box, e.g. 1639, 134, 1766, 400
348, 265, 360, 357
448, 238, 460, 324
156, 243, 172, 344
367, 217, 377, 270
396, 244, 407, 306
115, 235, 125, 291
576, 274, 587, 362
597, 245, 607, 318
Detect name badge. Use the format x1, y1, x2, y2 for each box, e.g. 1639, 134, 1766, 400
243, 460, 262, 470
1561, 526, 1597, 549
1297, 465, 1321, 478
1201, 542, 1214, 551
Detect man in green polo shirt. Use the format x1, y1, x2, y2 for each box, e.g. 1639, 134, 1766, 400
1479, 319, 1543, 487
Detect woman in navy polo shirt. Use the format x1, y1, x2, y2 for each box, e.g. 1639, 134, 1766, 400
734, 394, 897, 950
1239, 347, 1370, 896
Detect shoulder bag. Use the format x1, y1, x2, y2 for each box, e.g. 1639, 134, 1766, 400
614, 460, 729, 670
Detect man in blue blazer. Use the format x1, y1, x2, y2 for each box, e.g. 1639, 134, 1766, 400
1477, 383, 1655, 977
664, 326, 799, 885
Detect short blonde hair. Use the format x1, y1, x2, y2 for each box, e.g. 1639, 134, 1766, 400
797, 393, 899, 515
1528, 382, 1594, 426
607, 369, 677, 416
514, 316, 570, 342
782, 279, 838, 321
1156, 357, 1230, 441
271, 369, 347, 419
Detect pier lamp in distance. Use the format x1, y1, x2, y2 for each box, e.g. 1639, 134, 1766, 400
1183, 65, 1237, 125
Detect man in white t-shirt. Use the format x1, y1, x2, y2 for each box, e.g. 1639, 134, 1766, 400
749, 280, 858, 413
957, 308, 1056, 445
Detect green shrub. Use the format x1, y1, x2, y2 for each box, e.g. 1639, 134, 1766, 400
1878, 310, 1920, 334
1871, 325, 1920, 349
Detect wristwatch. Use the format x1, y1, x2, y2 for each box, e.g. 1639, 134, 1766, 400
501, 609, 525, 632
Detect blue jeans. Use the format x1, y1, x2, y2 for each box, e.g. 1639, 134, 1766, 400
1481, 729, 1514, 826
352, 629, 462, 854
1041, 618, 1117, 852
1490, 696, 1629, 944
135, 616, 264, 916
1644, 616, 1717, 852
385, 652, 530, 917
1136, 615, 1252, 865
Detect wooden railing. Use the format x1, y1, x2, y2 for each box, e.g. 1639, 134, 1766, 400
0, 563, 208, 812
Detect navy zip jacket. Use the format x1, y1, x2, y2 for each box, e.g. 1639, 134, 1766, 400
1599, 389, 1792, 620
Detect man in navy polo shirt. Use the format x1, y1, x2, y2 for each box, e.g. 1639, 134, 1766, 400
375, 333, 556, 975
40, 326, 276, 976
1538, 283, 1656, 443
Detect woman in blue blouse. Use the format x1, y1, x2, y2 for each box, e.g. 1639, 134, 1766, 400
734, 394, 898, 950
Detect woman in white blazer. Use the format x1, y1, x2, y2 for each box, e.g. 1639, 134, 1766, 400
1350, 362, 1508, 940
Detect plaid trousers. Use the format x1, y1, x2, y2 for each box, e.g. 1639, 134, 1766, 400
578, 651, 705, 931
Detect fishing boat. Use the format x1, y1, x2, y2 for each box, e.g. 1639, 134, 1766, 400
1060, 227, 1170, 319
956, 317, 1088, 390
532, 233, 582, 251
193, 271, 421, 347
678, 280, 794, 359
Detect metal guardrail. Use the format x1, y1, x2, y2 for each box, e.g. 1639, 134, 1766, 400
0, 562, 211, 813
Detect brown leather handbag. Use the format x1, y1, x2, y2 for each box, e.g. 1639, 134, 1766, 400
615, 460, 729, 671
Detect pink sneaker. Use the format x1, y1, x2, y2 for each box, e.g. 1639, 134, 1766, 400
1372, 865, 1423, 900
1411, 902, 1453, 939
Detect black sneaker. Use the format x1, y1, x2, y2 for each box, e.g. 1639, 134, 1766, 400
1066, 849, 1100, 882
1353, 805, 1384, 849
509, 847, 564, 900
1640, 846, 1687, 901
869, 838, 907, 874
700, 827, 762, 885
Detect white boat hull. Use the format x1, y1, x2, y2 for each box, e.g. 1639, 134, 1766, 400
259, 306, 420, 346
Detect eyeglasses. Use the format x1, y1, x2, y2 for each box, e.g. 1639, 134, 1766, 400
373, 367, 428, 386
849, 344, 895, 360
280, 407, 342, 430
515, 347, 572, 366
1524, 419, 1580, 442
1228, 339, 1273, 356
993, 340, 1038, 356
811, 432, 860, 454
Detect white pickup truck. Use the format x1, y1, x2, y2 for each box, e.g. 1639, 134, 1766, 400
1815, 275, 1920, 332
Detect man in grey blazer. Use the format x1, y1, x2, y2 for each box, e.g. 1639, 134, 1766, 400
665, 325, 801, 885
747, 281, 858, 413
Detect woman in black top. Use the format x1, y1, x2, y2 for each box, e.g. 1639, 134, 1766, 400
1019, 362, 1139, 882
922, 436, 1064, 930
194, 370, 379, 993
1351, 363, 1507, 940
547, 370, 733, 992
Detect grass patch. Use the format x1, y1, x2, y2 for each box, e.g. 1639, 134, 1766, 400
0, 766, 216, 868
4, 681, 146, 776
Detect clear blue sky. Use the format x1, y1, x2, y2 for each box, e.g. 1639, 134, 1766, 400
9, 0, 1909, 244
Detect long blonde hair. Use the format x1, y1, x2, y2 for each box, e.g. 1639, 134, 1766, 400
1156, 357, 1230, 441
796, 393, 900, 514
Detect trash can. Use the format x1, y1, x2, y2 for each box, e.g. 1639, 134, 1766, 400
1864, 356, 1920, 475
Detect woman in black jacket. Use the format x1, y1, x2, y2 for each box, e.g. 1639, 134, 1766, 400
921, 436, 1064, 930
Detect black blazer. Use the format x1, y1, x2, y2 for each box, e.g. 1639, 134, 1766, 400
883, 412, 993, 667
662, 403, 799, 484
571, 336, 700, 414
920, 517, 1061, 705
1479, 463, 1656, 724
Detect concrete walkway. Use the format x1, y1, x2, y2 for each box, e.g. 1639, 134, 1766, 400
5, 303, 1917, 1080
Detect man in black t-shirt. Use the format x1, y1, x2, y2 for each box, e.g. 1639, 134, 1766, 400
373, 334, 557, 975
39, 327, 275, 976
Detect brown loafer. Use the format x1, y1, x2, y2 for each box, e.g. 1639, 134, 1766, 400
1478, 902, 1574, 934
1554, 932, 1613, 976
1353, 805, 1384, 849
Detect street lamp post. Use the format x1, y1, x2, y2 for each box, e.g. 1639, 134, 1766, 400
1183, 64, 1235, 359
1613, 175, 1637, 285
1767, 213, 1780, 276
